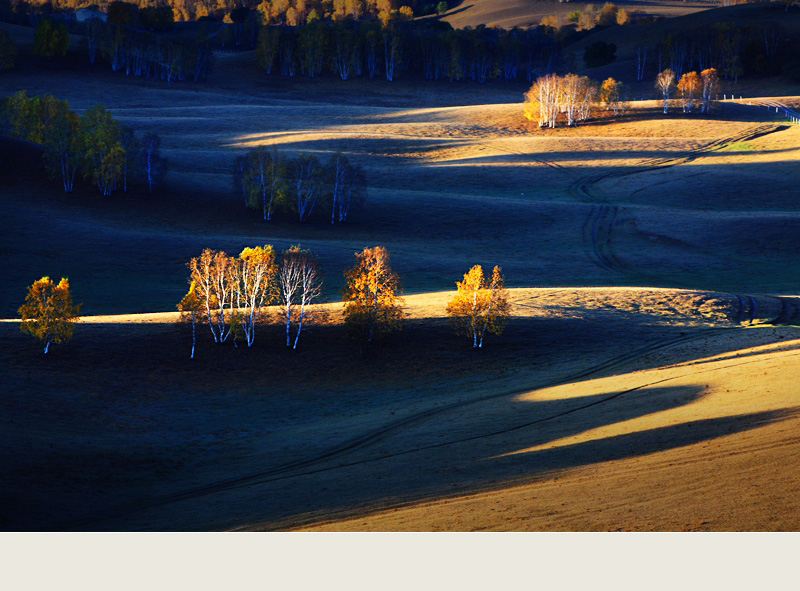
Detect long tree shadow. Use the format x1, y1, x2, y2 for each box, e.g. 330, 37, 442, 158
257, 407, 799, 532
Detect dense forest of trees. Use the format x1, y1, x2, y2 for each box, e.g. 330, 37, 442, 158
254, 19, 561, 83
0, 91, 166, 195
0, 0, 440, 26
2, 0, 799, 85
1, 0, 569, 84
633, 21, 800, 83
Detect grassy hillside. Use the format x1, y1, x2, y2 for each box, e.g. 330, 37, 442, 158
4, 32, 800, 531
440, 0, 714, 29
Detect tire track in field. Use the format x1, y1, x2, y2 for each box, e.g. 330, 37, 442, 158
59, 328, 723, 530
577, 124, 782, 276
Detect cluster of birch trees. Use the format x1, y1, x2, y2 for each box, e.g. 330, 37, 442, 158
524, 73, 628, 128
17, 247, 511, 357
234, 147, 365, 224
179, 244, 511, 358
181, 245, 323, 357
0, 92, 166, 195
655, 67, 720, 114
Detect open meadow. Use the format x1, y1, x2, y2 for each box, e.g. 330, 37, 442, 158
3, 29, 800, 530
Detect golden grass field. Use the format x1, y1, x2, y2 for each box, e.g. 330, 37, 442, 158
2, 33, 800, 530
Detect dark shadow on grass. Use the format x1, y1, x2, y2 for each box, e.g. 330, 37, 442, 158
2, 313, 797, 530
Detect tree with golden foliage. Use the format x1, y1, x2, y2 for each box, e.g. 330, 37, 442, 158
600, 77, 622, 115
656, 68, 675, 114
525, 73, 597, 128
233, 245, 277, 347
446, 265, 510, 349
677, 71, 701, 113
700, 68, 720, 114
342, 246, 403, 348
19, 277, 81, 355
178, 280, 203, 359
524, 73, 560, 128
188, 248, 235, 344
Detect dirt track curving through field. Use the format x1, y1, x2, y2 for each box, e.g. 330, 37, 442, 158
574, 123, 784, 278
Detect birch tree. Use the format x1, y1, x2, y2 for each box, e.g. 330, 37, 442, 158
600, 77, 621, 116
326, 152, 366, 224
700, 68, 719, 113
234, 154, 249, 206
141, 132, 166, 194
245, 146, 286, 221
18, 277, 81, 355
177, 280, 203, 359
81, 105, 124, 196
524, 73, 561, 128
291, 154, 324, 222
446, 265, 510, 349
233, 245, 277, 347
561, 73, 583, 127
656, 68, 675, 114
41, 98, 81, 193
636, 44, 647, 81
119, 125, 140, 192
188, 249, 235, 344
342, 246, 403, 349
677, 71, 701, 113
278, 246, 323, 349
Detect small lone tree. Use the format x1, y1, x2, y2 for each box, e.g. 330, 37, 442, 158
446, 265, 510, 349
177, 280, 203, 359
342, 246, 403, 349
18, 277, 81, 354
141, 132, 166, 194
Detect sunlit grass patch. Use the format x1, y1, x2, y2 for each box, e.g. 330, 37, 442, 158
720, 141, 756, 152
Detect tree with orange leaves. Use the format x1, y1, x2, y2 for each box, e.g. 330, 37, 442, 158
188, 248, 235, 344
178, 280, 204, 359
18, 277, 81, 355
700, 68, 720, 114
232, 245, 277, 347
446, 265, 510, 348
342, 246, 403, 349
677, 71, 701, 113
